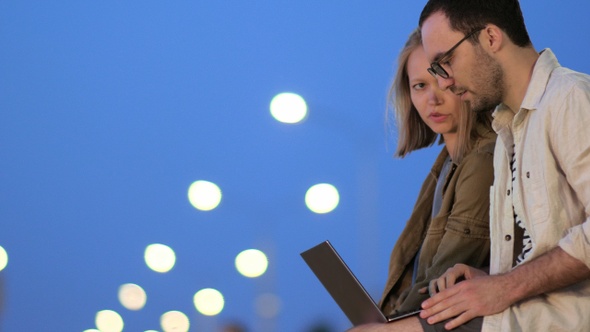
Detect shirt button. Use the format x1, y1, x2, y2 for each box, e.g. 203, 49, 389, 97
505, 235, 512, 241
526, 172, 530, 178
464, 228, 471, 235
507, 189, 511, 196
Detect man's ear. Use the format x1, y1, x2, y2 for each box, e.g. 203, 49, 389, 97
481, 24, 504, 53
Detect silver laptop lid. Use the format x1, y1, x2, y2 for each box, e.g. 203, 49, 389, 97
300, 240, 387, 326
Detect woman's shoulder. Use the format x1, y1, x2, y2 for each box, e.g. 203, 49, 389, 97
454, 132, 496, 184
458, 129, 497, 168
471, 128, 497, 156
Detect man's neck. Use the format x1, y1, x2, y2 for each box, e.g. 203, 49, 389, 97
501, 46, 540, 113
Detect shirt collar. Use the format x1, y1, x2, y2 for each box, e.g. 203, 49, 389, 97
520, 48, 561, 111
492, 48, 561, 130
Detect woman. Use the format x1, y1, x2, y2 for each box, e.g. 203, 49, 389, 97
378, 29, 496, 317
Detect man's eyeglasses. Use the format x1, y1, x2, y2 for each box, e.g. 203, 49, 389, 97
427, 28, 484, 79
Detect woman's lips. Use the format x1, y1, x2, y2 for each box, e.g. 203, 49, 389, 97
429, 112, 449, 123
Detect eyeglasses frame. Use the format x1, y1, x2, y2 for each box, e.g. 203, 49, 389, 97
427, 27, 485, 79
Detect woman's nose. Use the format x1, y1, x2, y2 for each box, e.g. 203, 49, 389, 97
428, 88, 442, 104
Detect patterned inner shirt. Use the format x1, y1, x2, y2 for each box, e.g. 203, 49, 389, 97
511, 143, 533, 266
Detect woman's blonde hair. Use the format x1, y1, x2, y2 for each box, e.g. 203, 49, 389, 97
387, 29, 492, 163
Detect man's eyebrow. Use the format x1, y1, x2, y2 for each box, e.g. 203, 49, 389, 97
431, 51, 446, 63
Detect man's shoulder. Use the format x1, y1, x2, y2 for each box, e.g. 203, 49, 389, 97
532, 65, 590, 117
539, 49, 590, 88
548, 66, 590, 92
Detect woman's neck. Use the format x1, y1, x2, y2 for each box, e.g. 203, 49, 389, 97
442, 133, 457, 159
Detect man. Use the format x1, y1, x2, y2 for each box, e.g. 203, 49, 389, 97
418, 0, 590, 331
350, 0, 590, 331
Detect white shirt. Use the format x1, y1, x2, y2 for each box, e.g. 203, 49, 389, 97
483, 49, 590, 331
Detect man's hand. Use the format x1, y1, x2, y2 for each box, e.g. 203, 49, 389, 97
420, 248, 590, 330
419, 264, 512, 330
427, 263, 487, 296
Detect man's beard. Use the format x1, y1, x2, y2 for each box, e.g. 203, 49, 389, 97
466, 46, 504, 113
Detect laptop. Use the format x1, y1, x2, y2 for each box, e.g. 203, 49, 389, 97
300, 240, 421, 326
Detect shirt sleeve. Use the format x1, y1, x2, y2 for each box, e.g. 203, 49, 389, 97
554, 80, 590, 268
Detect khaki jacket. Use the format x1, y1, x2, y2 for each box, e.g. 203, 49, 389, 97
379, 129, 496, 316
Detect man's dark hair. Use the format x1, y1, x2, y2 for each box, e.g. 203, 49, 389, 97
418, 0, 532, 47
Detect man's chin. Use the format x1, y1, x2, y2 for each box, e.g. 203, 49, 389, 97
471, 100, 498, 113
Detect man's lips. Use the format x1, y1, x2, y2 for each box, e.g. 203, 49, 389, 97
450, 86, 467, 96
451, 87, 470, 101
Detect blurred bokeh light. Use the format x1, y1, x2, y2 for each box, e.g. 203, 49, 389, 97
95, 310, 124, 332
235, 249, 268, 278
255, 293, 282, 319
194, 288, 225, 316
118, 283, 147, 311
305, 183, 340, 214
0, 246, 7, 272
270, 92, 308, 124
144, 243, 176, 273
188, 180, 223, 211
160, 310, 190, 332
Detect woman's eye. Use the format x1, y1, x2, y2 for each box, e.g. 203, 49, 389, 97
413, 83, 425, 90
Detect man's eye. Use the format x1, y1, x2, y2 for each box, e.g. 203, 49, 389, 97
441, 56, 453, 66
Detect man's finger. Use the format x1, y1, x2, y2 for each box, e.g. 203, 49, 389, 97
436, 276, 448, 292
428, 279, 438, 296
426, 294, 471, 325
445, 272, 457, 290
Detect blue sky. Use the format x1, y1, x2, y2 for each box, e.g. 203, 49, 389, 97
1, 1, 589, 331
